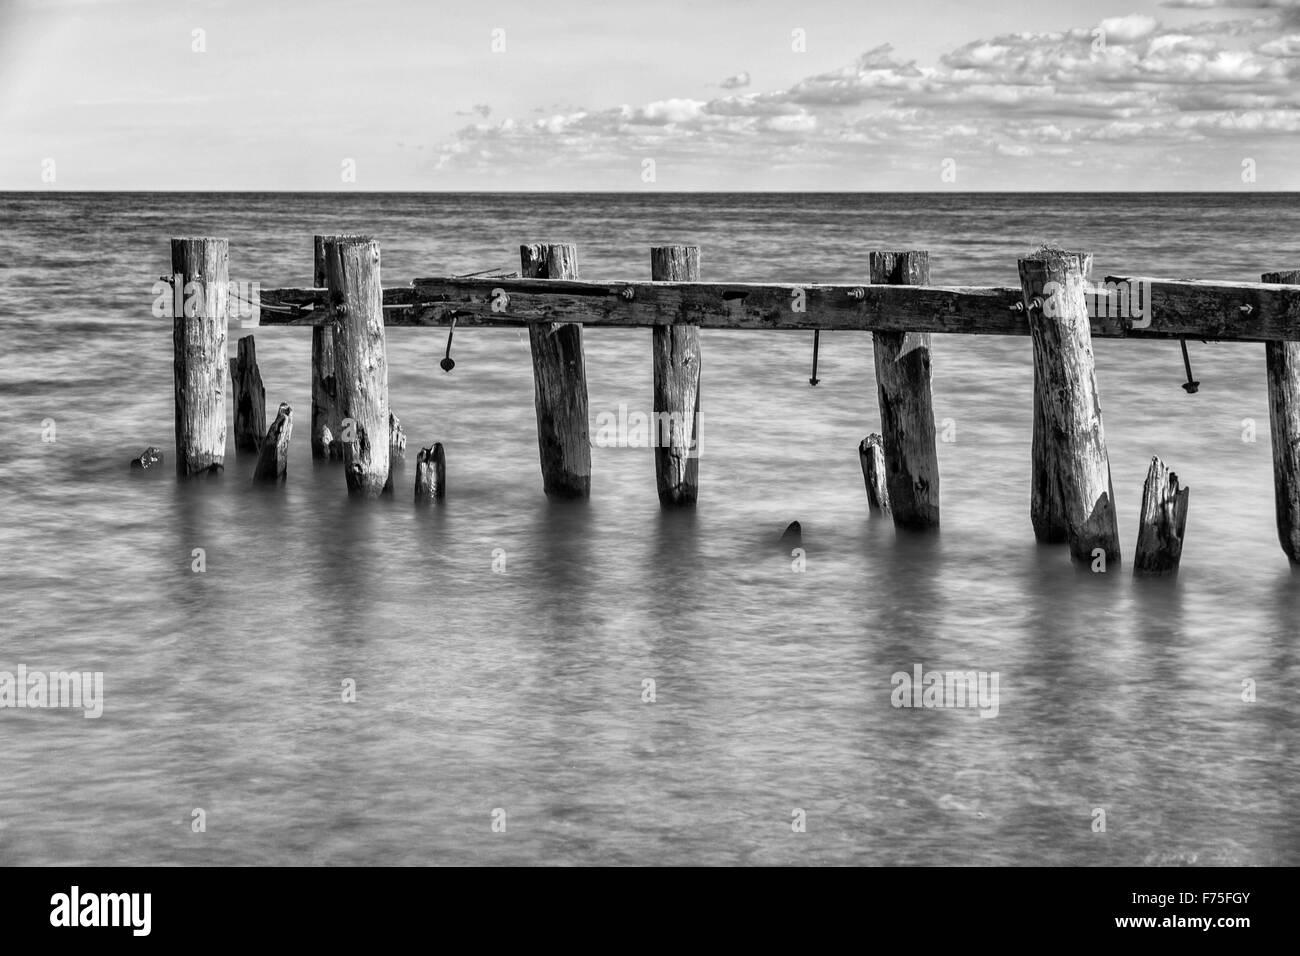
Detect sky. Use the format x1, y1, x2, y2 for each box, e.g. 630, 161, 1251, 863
0, 0, 1297, 190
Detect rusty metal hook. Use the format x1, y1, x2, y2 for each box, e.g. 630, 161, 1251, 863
1180, 339, 1199, 393
440, 316, 457, 372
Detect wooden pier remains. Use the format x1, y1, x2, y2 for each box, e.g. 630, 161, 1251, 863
650, 245, 702, 507
1020, 250, 1121, 565
869, 250, 939, 530
229, 334, 265, 456
310, 235, 342, 461
521, 243, 590, 499
170, 237, 228, 477
163, 234, 1300, 570
1264, 269, 1300, 562
324, 235, 390, 498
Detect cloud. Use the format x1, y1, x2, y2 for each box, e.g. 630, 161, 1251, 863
1161, 1, 1300, 8
638, 98, 709, 124
1098, 13, 1161, 42
433, 6, 1300, 187
1160, 0, 1300, 27
719, 71, 750, 89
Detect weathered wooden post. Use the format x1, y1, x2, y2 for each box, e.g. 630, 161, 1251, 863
171, 237, 229, 477
858, 434, 890, 515
869, 251, 939, 529
1019, 249, 1121, 566
414, 443, 446, 502
323, 235, 390, 498
651, 245, 702, 506
521, 243, 590, 498
311, 236, 342, 460
1263, 270, 1300, 564
253, 403, 293, 484
229, 334, 265, 455
1133, 456, 1189, 576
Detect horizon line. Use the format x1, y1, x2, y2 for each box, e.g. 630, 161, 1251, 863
3, 188, 1298, 195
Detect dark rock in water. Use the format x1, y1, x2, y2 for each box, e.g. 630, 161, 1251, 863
130, 446, 163, 471
780, 521, 802, 543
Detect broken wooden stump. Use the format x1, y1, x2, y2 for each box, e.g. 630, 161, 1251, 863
651, 245, 701, 506
521, 242, 590, 498
252, 403, 292, 484
1019, 249, 1121, 566
389, 410, 407, 464
414, 443, 446, 502
229, 335, 266, 455
1133, 456, 1189, 577
858, 434, 891, 515
170, 237, 228, 477
870, 251, 939, 530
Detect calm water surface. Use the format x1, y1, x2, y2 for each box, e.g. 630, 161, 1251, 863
0, 192, 1297, 865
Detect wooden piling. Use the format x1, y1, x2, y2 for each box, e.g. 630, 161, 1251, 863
1031, 365, 1068, 543
869, 251, 939, 529
1263, 270, 1300, 564
323, 236, 389, 498
1133, 456, 1189, 576
171, 237, 229, 477
651, 245, 702, 506
252, 402, 293, 484
229, 335, 266, 455
415, 443, 446, 502
521, 243, 590, 498
858, 434, 891, 515
1019, 250, 1121, 566
311, 236, 342, 460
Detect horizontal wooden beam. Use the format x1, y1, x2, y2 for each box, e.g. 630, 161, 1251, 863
1105, 276, 1300, 342
255, 280, 1026, 333
249, 276, 1300, 341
